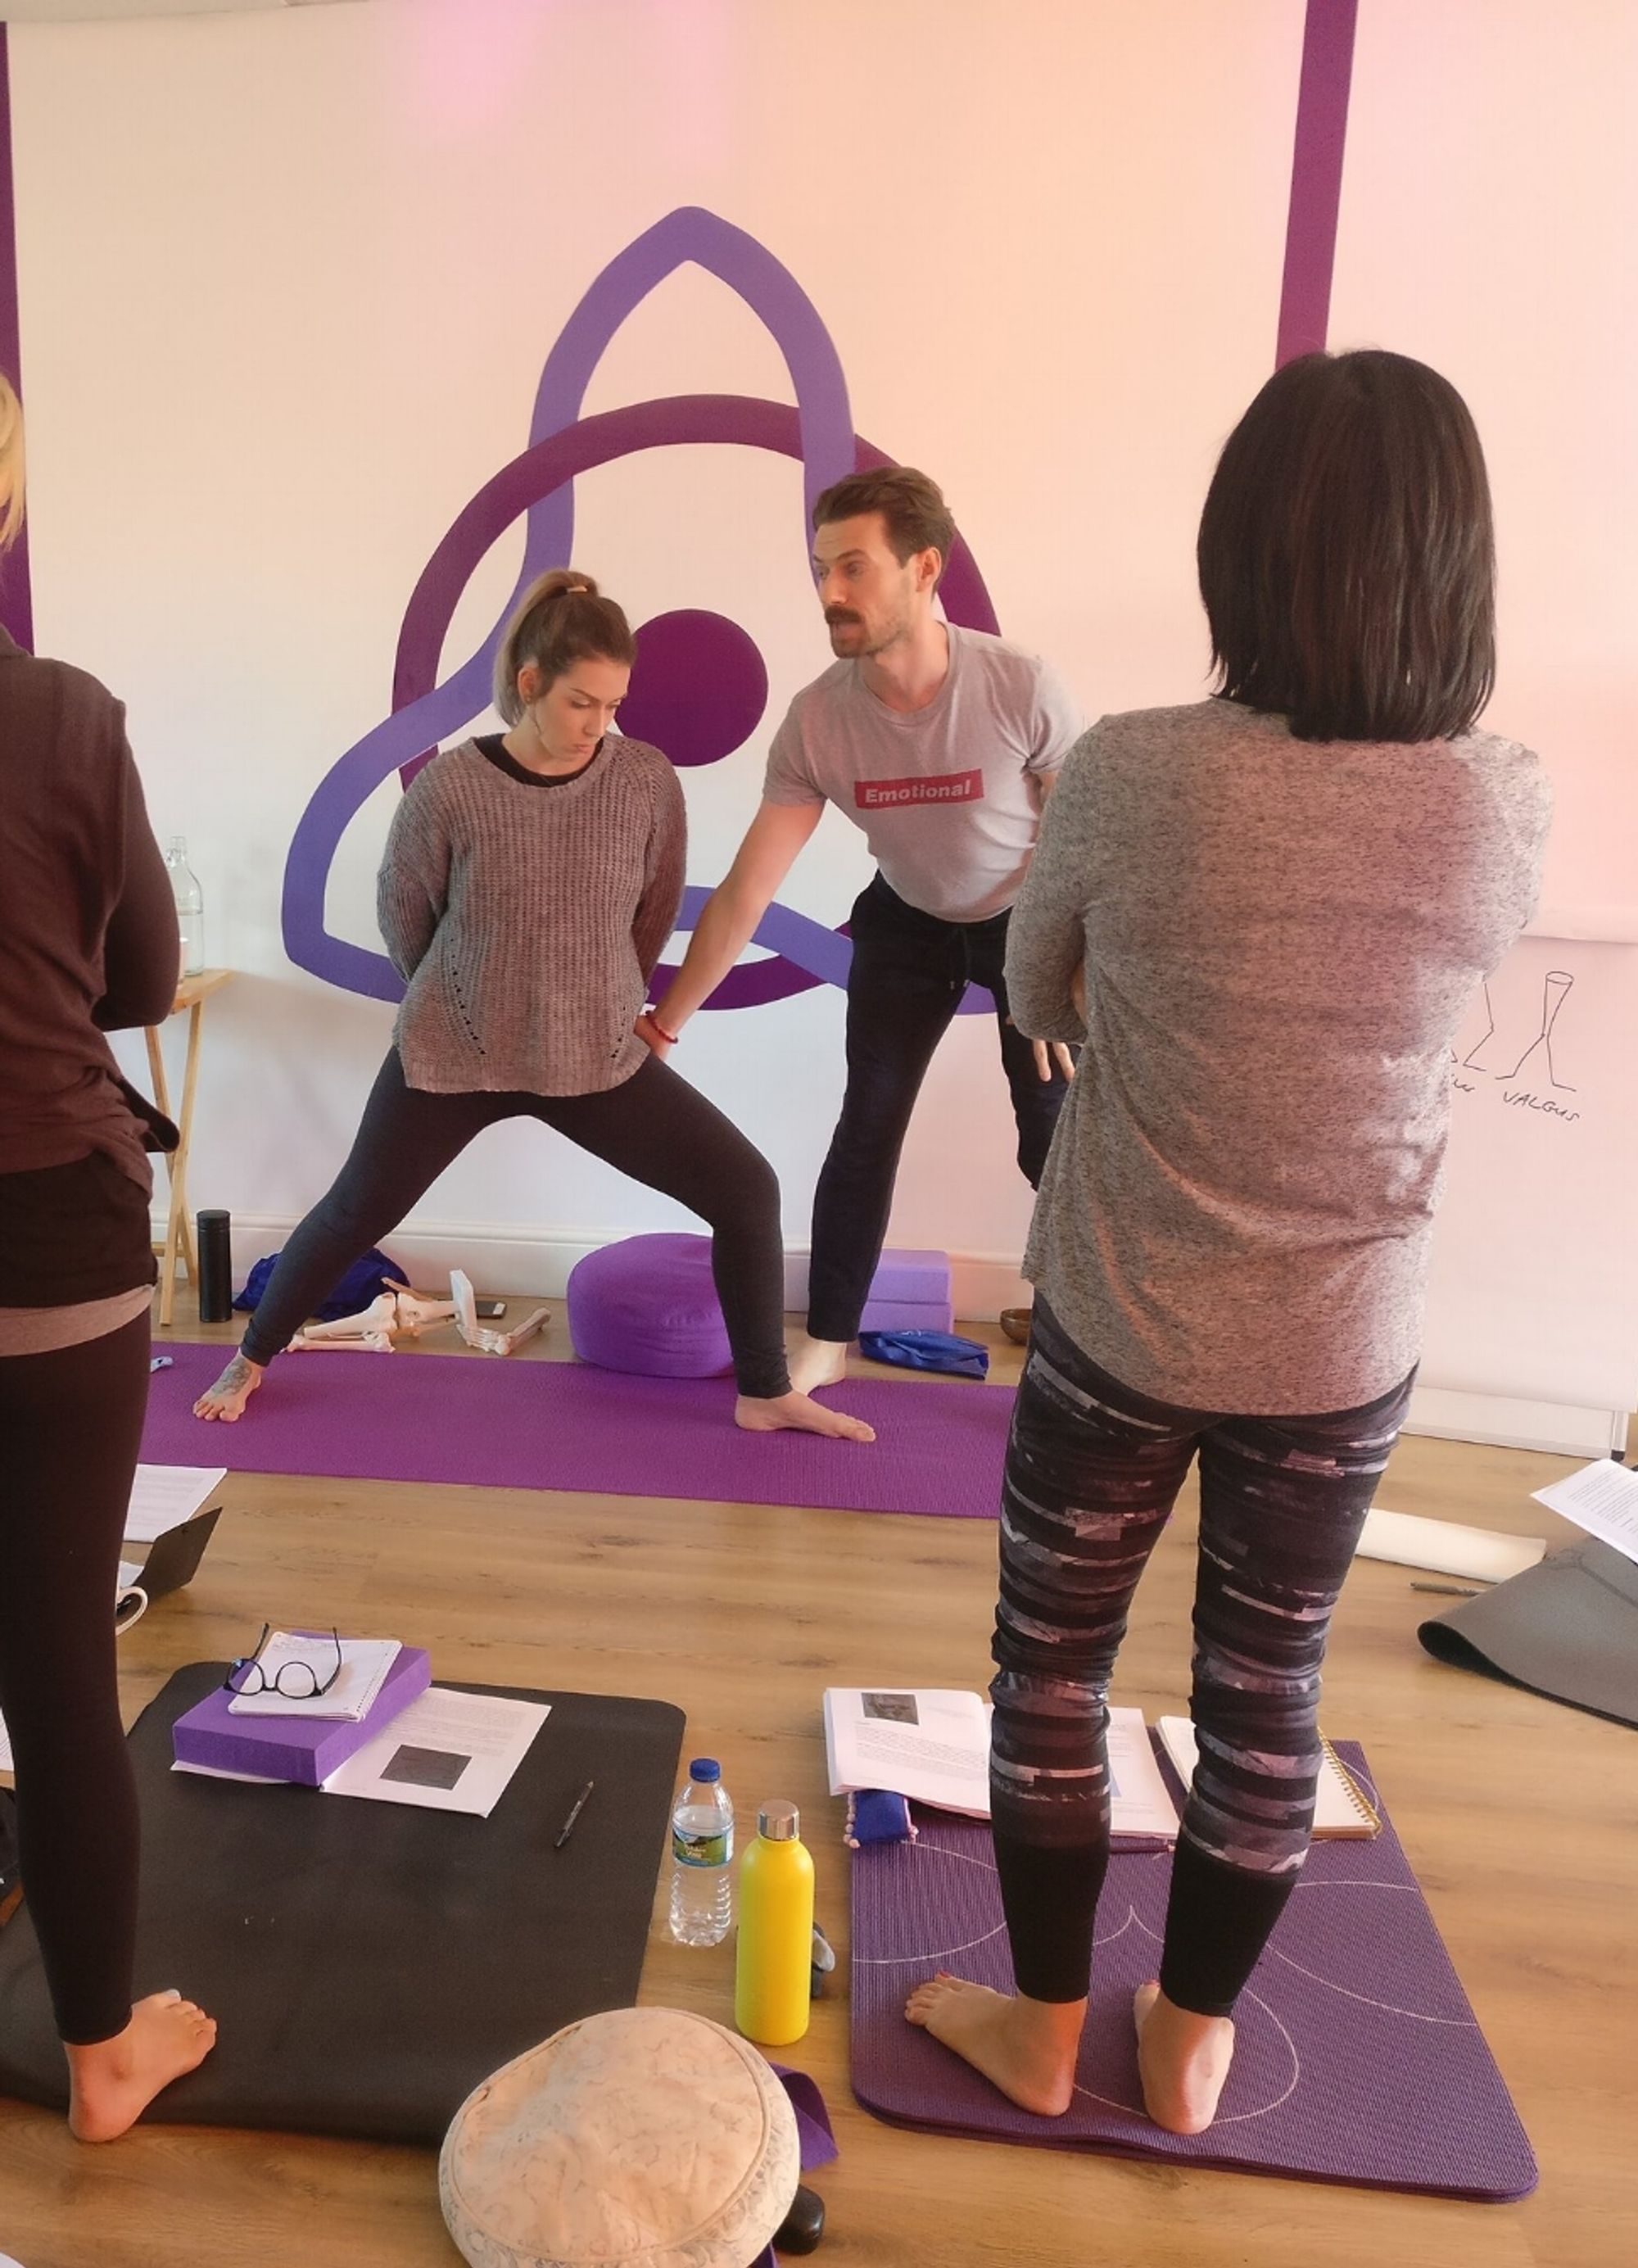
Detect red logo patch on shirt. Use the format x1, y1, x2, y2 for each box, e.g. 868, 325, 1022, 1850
854, 770, 984, 810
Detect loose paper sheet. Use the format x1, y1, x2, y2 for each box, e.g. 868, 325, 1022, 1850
124, 1464, 225, 1543
1531, 1459, 1638, 1567
320, 1688, 550, 1816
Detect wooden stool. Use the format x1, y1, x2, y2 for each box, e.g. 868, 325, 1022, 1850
145, 968, 233, 1327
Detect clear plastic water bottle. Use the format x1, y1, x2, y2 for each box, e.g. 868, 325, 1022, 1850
669, 1757, 735, 1946
165, 836, 205, 978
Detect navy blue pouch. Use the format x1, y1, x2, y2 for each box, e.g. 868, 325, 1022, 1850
858, 1329, 989, 1379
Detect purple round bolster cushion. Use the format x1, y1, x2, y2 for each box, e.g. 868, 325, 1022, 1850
566, 1233, 734, 1378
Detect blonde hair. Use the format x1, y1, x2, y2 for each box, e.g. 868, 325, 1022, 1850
0, 376, 23, 555
492, 569, 635, 724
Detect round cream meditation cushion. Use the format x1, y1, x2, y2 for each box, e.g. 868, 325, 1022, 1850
439, 2007, 801, 2268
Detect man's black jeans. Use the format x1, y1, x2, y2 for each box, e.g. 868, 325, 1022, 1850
806, 873, 1070, 1342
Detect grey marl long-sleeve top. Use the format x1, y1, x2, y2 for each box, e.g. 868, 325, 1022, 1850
378, 735, 686, 1097
1004, 699, 1551, 1413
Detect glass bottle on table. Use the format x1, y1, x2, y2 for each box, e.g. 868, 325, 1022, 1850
165, 836, 205, 979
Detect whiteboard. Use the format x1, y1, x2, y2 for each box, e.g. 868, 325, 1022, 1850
1420, 925, 1638, 1411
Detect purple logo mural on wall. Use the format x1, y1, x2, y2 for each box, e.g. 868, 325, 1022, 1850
280, 206, 1004, 1012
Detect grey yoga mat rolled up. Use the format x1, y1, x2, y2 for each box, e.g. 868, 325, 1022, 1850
1417, 1536, 1638, 1729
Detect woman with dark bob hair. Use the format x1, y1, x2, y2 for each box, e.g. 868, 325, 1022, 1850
908, 351, 1550, 2131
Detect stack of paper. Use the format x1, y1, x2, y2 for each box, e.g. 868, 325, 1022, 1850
227, 1635, 402, 1723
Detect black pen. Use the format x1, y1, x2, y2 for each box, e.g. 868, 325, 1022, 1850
1409, 1581, 1482, 1597
554, 1780, 595, 1849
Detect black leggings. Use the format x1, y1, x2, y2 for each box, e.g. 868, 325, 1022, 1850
990, 1300, 1414, 2017
242, 1049, 793, 1398
807, 876, 1070, 1343
0, 1311, 151, 2044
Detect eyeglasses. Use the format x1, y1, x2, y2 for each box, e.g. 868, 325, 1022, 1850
223, 1624, 343, 1701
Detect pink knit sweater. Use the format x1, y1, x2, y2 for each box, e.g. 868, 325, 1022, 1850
378, 736, 686, 1097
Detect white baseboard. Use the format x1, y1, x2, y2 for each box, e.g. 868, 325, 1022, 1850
1404, 1383, 1627, 1460
165, 1212, 1626, 1455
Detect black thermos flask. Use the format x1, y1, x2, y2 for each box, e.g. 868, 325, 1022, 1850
197, 1209, 234, 1324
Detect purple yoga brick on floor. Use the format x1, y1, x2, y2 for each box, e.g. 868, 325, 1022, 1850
849, 1746, 1536, 2201
143, 1342, 1011, 1517
858, 1249, 954, 1335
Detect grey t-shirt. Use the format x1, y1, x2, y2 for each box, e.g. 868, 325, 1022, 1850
1006, 700, 1552, 1414
761, 624, 1083, 921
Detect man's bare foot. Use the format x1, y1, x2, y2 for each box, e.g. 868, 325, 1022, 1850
66, 1990, 218, 2142
1133, 1979, 1235, 2134
785, 1332, 849, 1394
905, 1974, 1083, 2116
735, 1389, 875, 1443
192, 1351, 265, 1422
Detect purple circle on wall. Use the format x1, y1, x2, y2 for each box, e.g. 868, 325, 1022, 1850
618, 607, 768, 767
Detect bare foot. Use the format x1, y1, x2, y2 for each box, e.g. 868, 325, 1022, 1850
192, 1351, 265, 1422
735, 1389, 875, 1443
66, 1990, 218, 2142
785, 1332, 849, 1394
1133, 1979, 1235, 2134
904, 1974, 1083, 2116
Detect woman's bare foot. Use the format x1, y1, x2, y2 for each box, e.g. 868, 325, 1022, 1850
66, 1990, 218, 2142
735, 1389, 875, 1443
785, 1332, 850, 1394
192, 1351, 265, 1421
1133, 1979, 1235, 2134
905, 1974, 1083, 2116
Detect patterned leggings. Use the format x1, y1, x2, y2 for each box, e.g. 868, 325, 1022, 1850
990, 1299, 1414, 2016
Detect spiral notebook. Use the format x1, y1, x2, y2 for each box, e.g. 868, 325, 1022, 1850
1156, 1716, 1381, 1839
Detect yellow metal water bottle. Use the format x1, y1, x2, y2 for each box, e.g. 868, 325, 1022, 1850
734, 1799, 815, 2046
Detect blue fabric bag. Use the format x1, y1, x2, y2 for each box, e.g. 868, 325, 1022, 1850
857, 1329, 989, 1380
233, 1245, 405, 1321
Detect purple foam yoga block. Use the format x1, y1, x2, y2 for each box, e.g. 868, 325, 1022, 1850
859, 1250, 953, 1334
172, 1641, 432, 1787
567, 1234, 734, 1378
855, 1298, 956, 1334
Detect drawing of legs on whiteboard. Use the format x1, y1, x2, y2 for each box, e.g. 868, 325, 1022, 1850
1459, 982, 1496, 1071
1496, 970, 1577, 1089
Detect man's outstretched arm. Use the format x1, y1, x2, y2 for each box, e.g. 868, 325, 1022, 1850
640, 797, 825, 1048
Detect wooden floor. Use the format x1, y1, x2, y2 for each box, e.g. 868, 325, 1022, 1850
1, 1295, 1632, 2268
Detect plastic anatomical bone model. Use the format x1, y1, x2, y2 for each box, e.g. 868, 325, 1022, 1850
288, 1275, 547, 1356
450, 1268, 550, 1356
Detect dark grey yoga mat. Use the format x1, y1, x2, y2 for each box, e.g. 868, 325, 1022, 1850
849, 1745, 1536, 2200
1418, 1537, 1638, 1729
0, 1664, 683, 2144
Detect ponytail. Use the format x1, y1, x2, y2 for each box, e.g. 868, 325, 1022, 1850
493, 569, 636, 722
0, 377, 24, 556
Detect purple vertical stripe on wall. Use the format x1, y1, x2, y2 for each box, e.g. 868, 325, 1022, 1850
1276, 0, 1359, 367
0, 26, 32, 650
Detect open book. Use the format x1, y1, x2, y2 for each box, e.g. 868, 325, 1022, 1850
822, 1688, 1179, 1840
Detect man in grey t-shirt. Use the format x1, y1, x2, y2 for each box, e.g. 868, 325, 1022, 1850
642, 467, 1082, 1390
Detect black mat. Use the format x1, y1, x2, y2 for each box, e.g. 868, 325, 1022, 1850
0, 1665, 683, 2144
1418, 1537, 1638, 1729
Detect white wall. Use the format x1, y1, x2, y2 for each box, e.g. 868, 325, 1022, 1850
10, 0, 1634, 1351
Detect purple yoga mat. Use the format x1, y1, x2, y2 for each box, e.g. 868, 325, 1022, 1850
850, 1746, 1536, 2200
143, 1343, 1012, 1517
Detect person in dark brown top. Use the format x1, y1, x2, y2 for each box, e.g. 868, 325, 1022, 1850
0, 376, 217, 2137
